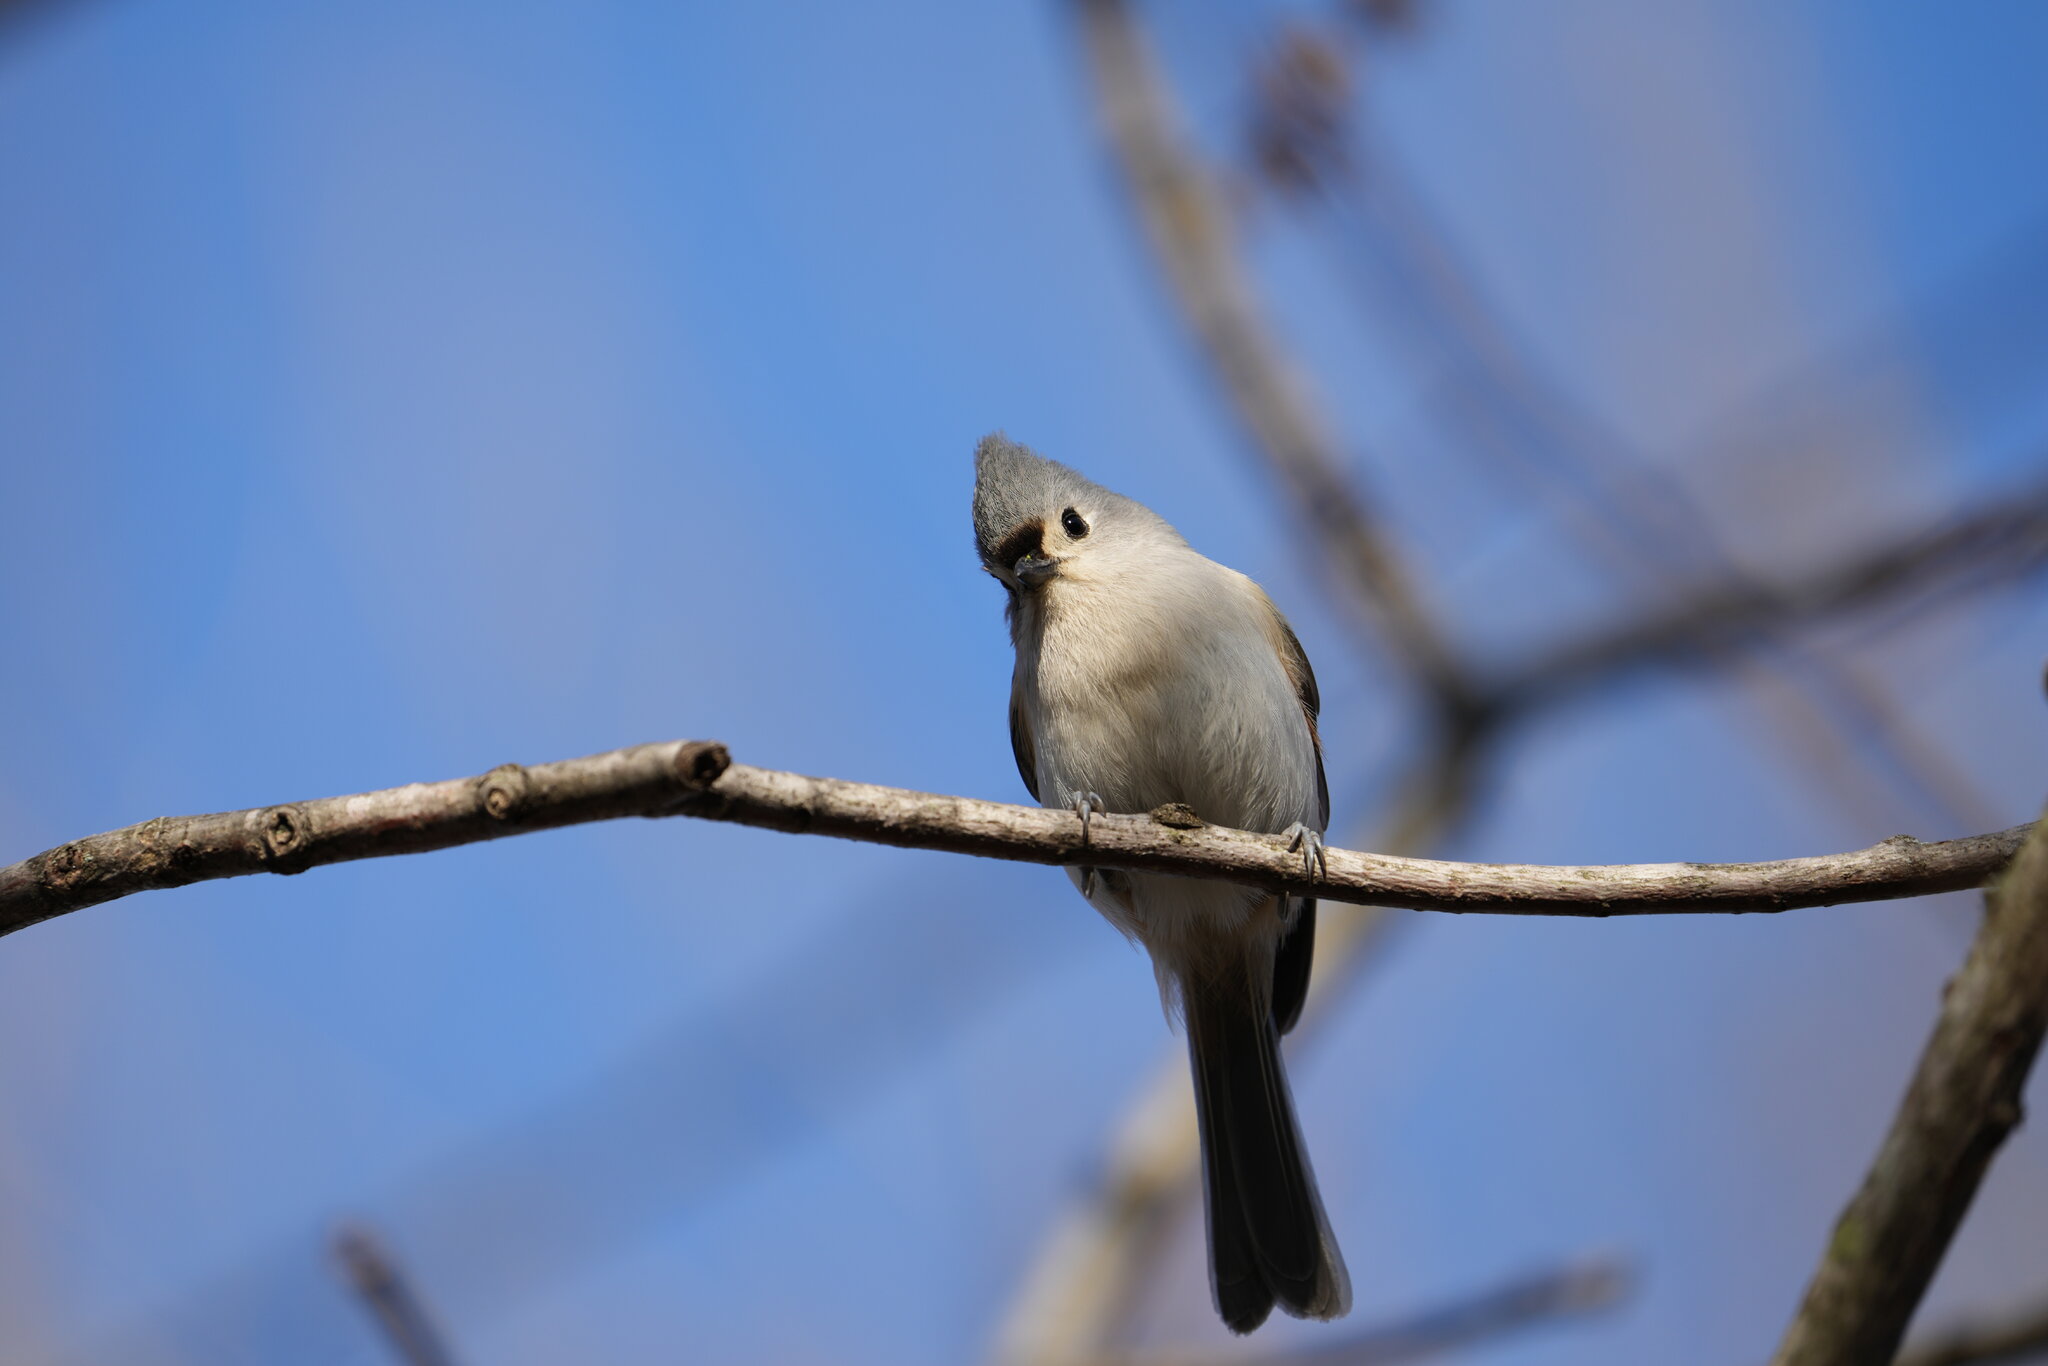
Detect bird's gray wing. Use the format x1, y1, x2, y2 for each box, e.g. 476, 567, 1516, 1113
1008, 684, 1041, 803
1270, 609, 1329, 830
1265, 603, 1327, 1036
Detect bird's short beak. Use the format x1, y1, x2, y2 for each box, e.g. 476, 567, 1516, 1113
1014, 554, 1059, 588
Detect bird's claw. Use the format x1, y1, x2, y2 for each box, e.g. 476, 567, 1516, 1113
1081, 866, 1100, 900
1072, 791, 1107, 844
1283, 823, 1328, 882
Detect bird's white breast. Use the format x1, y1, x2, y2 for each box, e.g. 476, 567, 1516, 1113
1018, 549, 1318, 838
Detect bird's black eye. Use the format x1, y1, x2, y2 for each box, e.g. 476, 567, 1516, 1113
1061, 508, 1089, 539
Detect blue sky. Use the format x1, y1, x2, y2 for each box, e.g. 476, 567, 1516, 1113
3, 2, 2047, 1363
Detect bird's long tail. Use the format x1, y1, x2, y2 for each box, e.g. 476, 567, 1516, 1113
1184, 955, 1351, 1334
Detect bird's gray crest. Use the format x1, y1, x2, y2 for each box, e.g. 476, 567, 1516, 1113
971, 432, 1154, 568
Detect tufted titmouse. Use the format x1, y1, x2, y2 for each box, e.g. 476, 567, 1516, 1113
972, 434, 1350, 1333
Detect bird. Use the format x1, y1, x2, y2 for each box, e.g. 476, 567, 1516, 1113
971, 432, 1350, 1333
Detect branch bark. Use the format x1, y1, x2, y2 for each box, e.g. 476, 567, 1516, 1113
1770, 808, 2048, 1366
0, 739, 2028, 940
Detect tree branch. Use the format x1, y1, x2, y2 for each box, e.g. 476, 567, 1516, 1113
1495, 476, 2048, 715
0, 739, 2028, 940
332, 1226, 463, 1366
1770, 808, 2048, 1366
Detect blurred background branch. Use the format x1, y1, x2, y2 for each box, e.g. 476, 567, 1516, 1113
1493, 474, 2048, 717
332, 1226, 463, 1366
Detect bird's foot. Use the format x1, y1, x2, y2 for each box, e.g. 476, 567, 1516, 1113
1282, 823, 1328, 881
1071, 791, 1107, 844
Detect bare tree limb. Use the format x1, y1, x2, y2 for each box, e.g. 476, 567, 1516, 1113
0, 740, 2028, 940
1495, 476, 2048, 715
1770, 807, 2048, 1366
332, 1226, 462, 1366
1896, 1287, 2048, 1366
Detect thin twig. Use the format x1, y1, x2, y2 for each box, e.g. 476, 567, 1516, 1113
1770, 808, 2048, 1365
0, 740, 2028, 939
333, 1226, 462, 1366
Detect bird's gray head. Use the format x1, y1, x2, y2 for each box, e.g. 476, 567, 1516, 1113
972, 433, 1177, 591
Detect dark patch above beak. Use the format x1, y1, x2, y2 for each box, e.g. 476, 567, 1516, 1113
1014, 554, 1059, 588
991, 520, 1058, 588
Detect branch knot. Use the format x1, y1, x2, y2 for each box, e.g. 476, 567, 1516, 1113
42, 841, 91, 894
674, 741, 731, 790
257, 805, 311, 873
1149, 802, 1205, 830
477, 764, 532, 821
